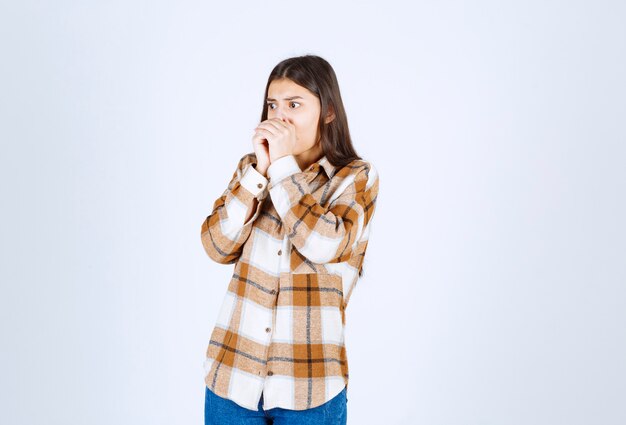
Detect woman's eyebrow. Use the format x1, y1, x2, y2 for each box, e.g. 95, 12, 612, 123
266, 95, 304, 101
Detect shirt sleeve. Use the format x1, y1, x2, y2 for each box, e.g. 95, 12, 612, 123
201, 153, 269, 264
267, 154, 379, 265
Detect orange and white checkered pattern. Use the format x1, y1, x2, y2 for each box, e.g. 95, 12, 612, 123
201, 152, 379, 411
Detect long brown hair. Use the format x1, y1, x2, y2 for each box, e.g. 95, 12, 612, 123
260, 55, 361, 169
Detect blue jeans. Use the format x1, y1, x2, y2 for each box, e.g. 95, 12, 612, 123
204, 386, 348, 425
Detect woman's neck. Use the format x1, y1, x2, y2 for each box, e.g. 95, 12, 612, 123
293, 143, 324, 171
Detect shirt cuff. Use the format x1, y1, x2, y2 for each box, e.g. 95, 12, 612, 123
239, 163, 269, 198
267, 154, 302, 183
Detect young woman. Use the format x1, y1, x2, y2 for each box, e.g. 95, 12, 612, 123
201, 54, 379, 425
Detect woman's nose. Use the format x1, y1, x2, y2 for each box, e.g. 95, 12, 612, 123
270, 107, 289, 121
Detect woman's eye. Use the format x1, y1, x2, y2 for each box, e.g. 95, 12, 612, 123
267, 102, 299, 110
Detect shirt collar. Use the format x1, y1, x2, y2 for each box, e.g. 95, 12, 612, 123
311, 155, 336, 179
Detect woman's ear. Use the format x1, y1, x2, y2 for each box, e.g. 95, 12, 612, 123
324, 105, 336, 124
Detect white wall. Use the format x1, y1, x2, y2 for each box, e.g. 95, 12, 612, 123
1, 1, 624, 424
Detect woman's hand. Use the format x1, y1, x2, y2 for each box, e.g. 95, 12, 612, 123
251, 124, 271, 176
254, 118, 297, 163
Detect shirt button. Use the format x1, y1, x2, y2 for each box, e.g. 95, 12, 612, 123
277, 249, 282, 255
265, 327, 271, 333
257, 183, 263, 189
267, 371, 273, 376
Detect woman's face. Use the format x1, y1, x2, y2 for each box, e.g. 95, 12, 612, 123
266, 78, 324, 155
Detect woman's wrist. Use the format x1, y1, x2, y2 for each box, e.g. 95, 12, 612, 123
254, 163, 269, 178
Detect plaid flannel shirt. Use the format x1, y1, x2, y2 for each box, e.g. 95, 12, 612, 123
201, 151, 379, 411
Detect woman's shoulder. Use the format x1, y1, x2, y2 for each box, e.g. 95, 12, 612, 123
341, 157, 379, 183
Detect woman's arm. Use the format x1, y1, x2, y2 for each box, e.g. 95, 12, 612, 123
200, 153, 268, 264
266, 154, 379, 265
